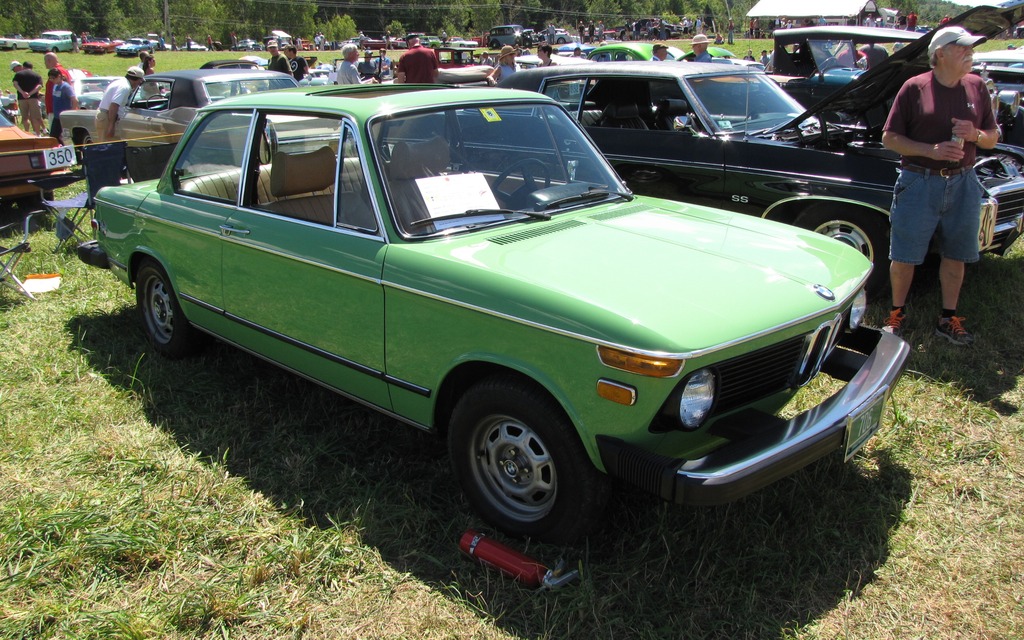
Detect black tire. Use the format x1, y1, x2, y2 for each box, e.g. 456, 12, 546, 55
796, 207, 890, 297
489, 40, 500, 49
135, 259, 204, 358
448, 375, 610, 543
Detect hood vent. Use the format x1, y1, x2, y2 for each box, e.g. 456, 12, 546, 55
588, 203, 647, 222
490, 220, 585, 245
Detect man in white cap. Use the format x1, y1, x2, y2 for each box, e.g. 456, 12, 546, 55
690, 33, 712, 62
880, 26, 997, 345
96, 66, 145, 142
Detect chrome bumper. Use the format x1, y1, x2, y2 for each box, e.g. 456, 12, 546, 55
597, 327, 911, 505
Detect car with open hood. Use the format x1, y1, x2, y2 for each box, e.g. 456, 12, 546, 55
500, 3, 1024, 295
77, 84, 908, 543
770, 26, 921, 107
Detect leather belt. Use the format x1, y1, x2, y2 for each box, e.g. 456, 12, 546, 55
901, 164, 970, 178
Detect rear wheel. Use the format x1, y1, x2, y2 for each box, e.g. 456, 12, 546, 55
448, 375, 610, 543
796, 207, 890, 296
135, 259, 204, 358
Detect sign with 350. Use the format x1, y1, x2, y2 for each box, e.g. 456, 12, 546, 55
43, 145, 76, 170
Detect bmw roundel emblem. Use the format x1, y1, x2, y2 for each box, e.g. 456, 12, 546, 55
812, 284, 835, 301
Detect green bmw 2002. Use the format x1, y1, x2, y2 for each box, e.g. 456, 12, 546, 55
79, 85, 909, 543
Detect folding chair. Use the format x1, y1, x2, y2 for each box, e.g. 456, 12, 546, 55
0, 213, 36, 300
30, 142, 127, 252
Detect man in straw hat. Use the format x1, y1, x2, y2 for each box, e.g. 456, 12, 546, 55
690, 33, 712, 62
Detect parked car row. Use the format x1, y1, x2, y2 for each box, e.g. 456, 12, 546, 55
500, 3, 1024, 297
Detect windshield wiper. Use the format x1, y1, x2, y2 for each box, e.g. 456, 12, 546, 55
463, 208, 551, 220
541, 188, 633, 211
408, 208, 548, 229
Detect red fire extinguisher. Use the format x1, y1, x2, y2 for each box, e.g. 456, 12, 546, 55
459, 529, 548, 588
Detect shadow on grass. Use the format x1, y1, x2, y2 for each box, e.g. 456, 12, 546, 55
873, 250, 1024, 414
70, 306, 913, 639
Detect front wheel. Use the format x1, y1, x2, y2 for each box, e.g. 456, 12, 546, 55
135, 259, 204, 358
448, 376, 610, 543
796, 207, 890, 297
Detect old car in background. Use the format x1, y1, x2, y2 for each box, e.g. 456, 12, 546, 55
587, 42, 686, 62
82, 36, 123, 54
116, 37, 155, 57
0, 34, 33, 50
199, 59, 262, 70
500, 9, 1024, 297
232, 38, 263, 51
30, 30, 75, 53
0, 111, 74, 208
770, 26, 920, 107
486, 24, 527, 49
60, 68, 298, 181
77, 83, 908, 543
73, 75, 119, 110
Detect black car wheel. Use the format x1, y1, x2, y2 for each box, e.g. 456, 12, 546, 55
135, 259, 204, 358
449, 376, 610, 543
797, 207, 890, 296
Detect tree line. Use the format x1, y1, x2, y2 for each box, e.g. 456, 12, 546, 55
0, 0, 974, 47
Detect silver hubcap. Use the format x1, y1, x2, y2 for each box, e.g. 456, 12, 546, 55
813, 219, 874, 262
472, 416, 556, 522
144, 277, 174, 344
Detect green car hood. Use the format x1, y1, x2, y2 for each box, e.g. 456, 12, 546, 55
388, 199, 870, 353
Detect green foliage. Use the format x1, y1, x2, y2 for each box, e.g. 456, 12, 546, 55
321, 14, 358, 44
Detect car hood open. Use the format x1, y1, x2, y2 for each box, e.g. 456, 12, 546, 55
385, 200, 869, 354
780, 2, 1024, 130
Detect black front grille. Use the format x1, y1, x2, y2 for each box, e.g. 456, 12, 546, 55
713, 335, 806, 414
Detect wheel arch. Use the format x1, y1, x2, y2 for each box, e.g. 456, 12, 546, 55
762, 195, 891, 228
433, 360, 574, 441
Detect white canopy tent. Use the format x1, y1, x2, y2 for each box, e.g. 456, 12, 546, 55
746, 0, 878, 18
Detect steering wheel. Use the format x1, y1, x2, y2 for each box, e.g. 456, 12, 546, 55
818, 56, 841, 72
493, 157, 552, 205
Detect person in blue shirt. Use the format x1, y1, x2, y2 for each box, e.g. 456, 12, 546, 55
47, 67, 77, 143
690, 33, 712, 62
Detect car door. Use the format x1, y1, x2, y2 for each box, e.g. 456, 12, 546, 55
220, 111, 390, 409
541, 75, 727, 205
142, 109, 254, 318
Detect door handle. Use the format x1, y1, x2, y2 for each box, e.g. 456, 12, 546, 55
219, 225, 250, 236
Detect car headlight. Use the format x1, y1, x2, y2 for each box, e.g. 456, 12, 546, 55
678, 368, 716, 429
849, 288, 867, 329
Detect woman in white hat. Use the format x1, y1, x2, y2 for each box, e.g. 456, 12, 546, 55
486, 45, 519, 85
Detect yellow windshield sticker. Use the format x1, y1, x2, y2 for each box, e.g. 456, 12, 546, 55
480, 108, 501, 122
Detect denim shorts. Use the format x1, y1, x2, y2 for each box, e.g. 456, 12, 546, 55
889, 168, 983, 264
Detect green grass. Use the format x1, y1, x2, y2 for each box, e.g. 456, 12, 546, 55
2, 46, 1024, 638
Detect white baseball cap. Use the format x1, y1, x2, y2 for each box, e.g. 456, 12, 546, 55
10, 60, 21, 70
928, 26, 986, 57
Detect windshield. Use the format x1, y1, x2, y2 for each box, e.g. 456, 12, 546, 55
685, 74, 805, 132
203, 77, 296, 102
371, 103, 629, 238
808, 39, 859, 70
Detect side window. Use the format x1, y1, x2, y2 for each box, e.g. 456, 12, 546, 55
130, 80, 172, 111
337, 125, 377, 232
542, 78, 587, 115
250, 112, 341, 227
172, 110, 252, 203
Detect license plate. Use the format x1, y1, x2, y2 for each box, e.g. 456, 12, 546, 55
844, 388, 888, 461
43, 144, 76, 170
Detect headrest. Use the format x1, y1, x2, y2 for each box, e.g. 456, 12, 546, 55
657, 99, 690, 116
388, 137, 450, 180
607, 103, 640, 119
270, 147, 335, 198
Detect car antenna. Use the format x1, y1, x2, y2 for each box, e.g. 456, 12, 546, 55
743, 65, 751, 140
